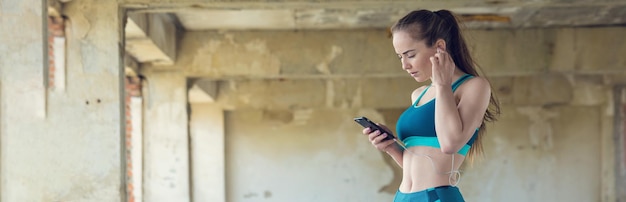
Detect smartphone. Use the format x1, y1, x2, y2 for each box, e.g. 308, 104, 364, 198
353, 116, 396, 141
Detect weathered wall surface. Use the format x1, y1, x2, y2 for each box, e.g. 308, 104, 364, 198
463, 106, 603, 201
221, 87, 617, 202
225, 109, 401, 202
156, 28, 626, 79
170, 27, 626, 201
223, 105, 612, 202
0, 0, 125, 201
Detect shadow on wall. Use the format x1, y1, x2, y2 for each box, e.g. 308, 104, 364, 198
377, 109, 404, 194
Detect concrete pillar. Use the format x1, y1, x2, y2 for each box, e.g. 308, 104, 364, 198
0, 0, 124, 201
130, 97, 144, 202
143, 71, 190, 201
190, 104, 225, 202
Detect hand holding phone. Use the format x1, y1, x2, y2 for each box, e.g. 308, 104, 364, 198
353, 116, 396, 141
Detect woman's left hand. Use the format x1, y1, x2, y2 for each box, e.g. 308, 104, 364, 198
430, 48, 456, 87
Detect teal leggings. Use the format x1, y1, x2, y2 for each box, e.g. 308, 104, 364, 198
393, 186, 465, 202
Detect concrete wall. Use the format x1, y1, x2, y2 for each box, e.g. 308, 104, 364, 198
0, 0, 125, 201
222, 105, 612, 202
168, 27, 626, 201
225, 109, 400, 202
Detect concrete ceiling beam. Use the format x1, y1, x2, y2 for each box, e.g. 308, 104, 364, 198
189, 79, 219, 103
120, 0, 626, 29
125, 13, 178, 66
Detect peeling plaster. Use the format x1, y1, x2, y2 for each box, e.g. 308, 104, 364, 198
190, 33, 280, 76
262, 110, 294, 125
565, 75, 607, 106
352, 83, 363, 108
315, 45, 342, 75
68, 13, 90, 39
239, 93, 253, 106
192, 39, 222, 75
244, 39, 268, 52
292, 109, 313, 125
517, 107, 559, 150
316, 63, 331, 75
326, 79, 363, 109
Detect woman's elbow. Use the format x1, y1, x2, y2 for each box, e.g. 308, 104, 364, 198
440, 142, 461, 154
440, 146, 457, 155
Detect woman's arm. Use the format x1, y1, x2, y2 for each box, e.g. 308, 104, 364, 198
385, 142, 404, 167
430, 47, 491, 154
433, 78, 491, 154
365, 128, 404, 168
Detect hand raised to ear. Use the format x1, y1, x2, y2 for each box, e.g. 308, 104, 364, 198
430, 48, 456, 87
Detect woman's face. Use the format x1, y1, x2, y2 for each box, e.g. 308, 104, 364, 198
392, 31, 437, 83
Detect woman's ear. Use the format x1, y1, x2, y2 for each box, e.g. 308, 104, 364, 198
435, 39, 447, 51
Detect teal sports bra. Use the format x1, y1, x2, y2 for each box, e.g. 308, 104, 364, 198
396, 74, 478, 156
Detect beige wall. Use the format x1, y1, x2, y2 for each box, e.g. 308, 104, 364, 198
222, 105, 612, 201
225, 109, 400, 201
464, 106, 604, 201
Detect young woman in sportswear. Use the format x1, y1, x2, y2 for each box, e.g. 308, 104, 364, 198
362, 9, 500, 202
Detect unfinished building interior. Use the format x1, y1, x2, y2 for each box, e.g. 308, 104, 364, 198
1, 0, 626, 201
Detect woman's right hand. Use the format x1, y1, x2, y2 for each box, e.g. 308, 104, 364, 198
362, 124, 397, 152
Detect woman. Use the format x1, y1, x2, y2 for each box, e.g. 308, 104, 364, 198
363, 9, 500, 202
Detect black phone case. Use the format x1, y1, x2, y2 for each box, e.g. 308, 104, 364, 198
353, 116, 396, 140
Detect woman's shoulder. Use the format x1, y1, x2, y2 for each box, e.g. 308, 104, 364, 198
410, 84, 431, 103
457, 76, 491, 99
461, 76, 490, 91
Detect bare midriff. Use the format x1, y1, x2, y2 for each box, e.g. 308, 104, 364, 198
398, 146, 465, 193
